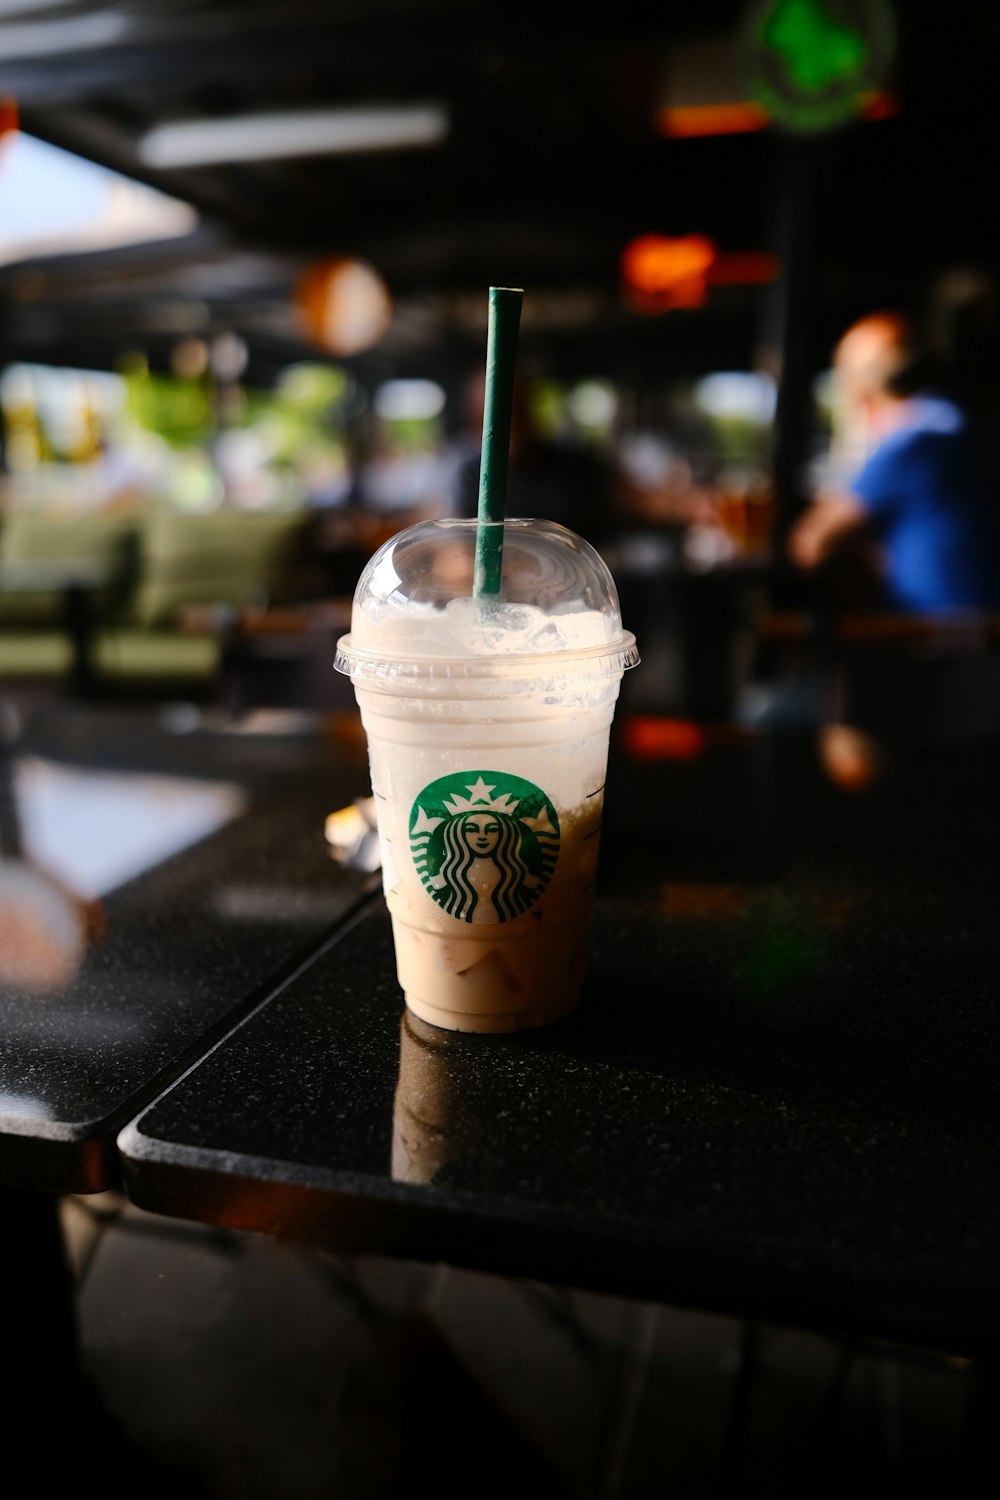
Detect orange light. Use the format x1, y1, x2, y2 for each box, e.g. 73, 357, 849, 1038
622, 717, 706, 762
621, 233, 716, 293
657, 101, 771, 138
620, 235, 778, 315
621, 716, 759, 761
657, 90, 898, 136
620, 233, 717, 312
1, 95, 18, 144
707, 251, 780, 286
293, 257, 393, 356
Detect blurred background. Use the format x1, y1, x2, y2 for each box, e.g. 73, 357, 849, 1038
4, 0, 999, 736
6, 8, 1000, 1495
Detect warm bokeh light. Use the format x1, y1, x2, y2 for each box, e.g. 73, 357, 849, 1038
620, 234, 717, 312
657, 89, 897, 136
818, 723, 887, 793
622, 234, 716, 296
622, 717, 706, 761
293, 256, 393, 357
622, 717, 760, 762
658, 101, 771, 137
707, 251, 780, 286
0, 95, 18, 144
620, 235, 778, 314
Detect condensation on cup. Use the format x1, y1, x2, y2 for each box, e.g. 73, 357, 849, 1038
335, 517, 639, 1033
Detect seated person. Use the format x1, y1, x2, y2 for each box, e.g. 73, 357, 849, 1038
789, 310, 1000, 613
782, 312, 1000, 791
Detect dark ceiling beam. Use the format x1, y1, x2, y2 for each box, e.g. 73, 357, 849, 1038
4, 11, 445, 103
1, 4, 728, 105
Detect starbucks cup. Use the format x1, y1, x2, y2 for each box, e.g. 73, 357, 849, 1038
335, 517, 639, 1033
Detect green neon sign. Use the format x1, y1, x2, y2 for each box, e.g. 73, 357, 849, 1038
743, 0, 896, 134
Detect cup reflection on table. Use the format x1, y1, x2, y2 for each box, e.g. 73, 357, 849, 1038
391, 1010, 484, 1185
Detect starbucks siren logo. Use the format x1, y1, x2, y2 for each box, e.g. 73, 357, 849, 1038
410, 771, 560, 924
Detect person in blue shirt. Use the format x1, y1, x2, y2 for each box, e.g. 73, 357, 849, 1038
789, 311, 1000, 612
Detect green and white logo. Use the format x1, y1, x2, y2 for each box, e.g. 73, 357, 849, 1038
410, 771, 560, 924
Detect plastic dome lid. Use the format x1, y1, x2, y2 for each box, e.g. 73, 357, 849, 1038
335, 517, 639, 680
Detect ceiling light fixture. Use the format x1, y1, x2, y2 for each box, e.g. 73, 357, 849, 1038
138, 104, 449, 169
0, 10, 128, 59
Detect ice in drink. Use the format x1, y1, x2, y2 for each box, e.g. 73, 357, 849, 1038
335, 517, 638, 1032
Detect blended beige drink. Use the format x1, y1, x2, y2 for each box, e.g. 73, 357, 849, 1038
335, 517, 638, 1032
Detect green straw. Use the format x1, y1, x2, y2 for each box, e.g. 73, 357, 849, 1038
473, 286, 523, 596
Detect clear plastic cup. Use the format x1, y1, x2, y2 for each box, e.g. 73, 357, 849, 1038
335, 517, 639, 1033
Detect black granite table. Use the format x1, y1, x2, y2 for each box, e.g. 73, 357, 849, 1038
1, 699, 376, 1431
1, 703, 376, 1194
118, 729, 1000, 1367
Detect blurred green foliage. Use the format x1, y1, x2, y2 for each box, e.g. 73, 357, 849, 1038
116, 355, 351, 466
118, 355, 214, 450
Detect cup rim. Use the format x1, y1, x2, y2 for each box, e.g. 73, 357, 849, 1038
335, 630, 639, 681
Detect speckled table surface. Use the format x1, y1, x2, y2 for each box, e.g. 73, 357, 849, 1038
1, 704, 375, 1193
119, 733, 1000, 1358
